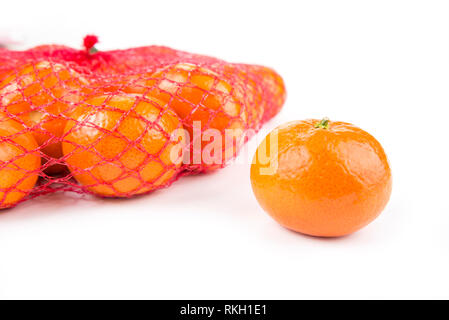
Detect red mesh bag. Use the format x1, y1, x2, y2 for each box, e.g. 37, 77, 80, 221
0, 36, 286, 208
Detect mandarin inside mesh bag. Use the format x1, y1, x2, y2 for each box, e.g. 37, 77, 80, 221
0, 36, 286, 208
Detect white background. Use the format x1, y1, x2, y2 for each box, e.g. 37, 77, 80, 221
0, 0, 448, 299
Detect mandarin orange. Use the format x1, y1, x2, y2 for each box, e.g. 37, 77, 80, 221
0, 116, 41, 209
0, 60, 88, 173
119, 63, 248, 172
250, 118, 392, 237
224, 64, 286, 129
62, 94, 185, 197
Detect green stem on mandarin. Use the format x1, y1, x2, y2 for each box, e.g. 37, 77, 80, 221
314, 117, 330, 129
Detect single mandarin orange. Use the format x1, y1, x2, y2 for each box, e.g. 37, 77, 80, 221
0, 116, 41, 209
250, 118, 392, 237
62, 94, 185, 197
0, 60, 89, 174
248, 65, 286, 123
119, 63, 248, 172
224, 64, 286, 129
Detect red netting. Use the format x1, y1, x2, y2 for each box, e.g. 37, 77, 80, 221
0, 36, 286, 208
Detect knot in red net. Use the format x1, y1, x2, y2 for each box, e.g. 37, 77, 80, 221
83, 35, 99, 53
